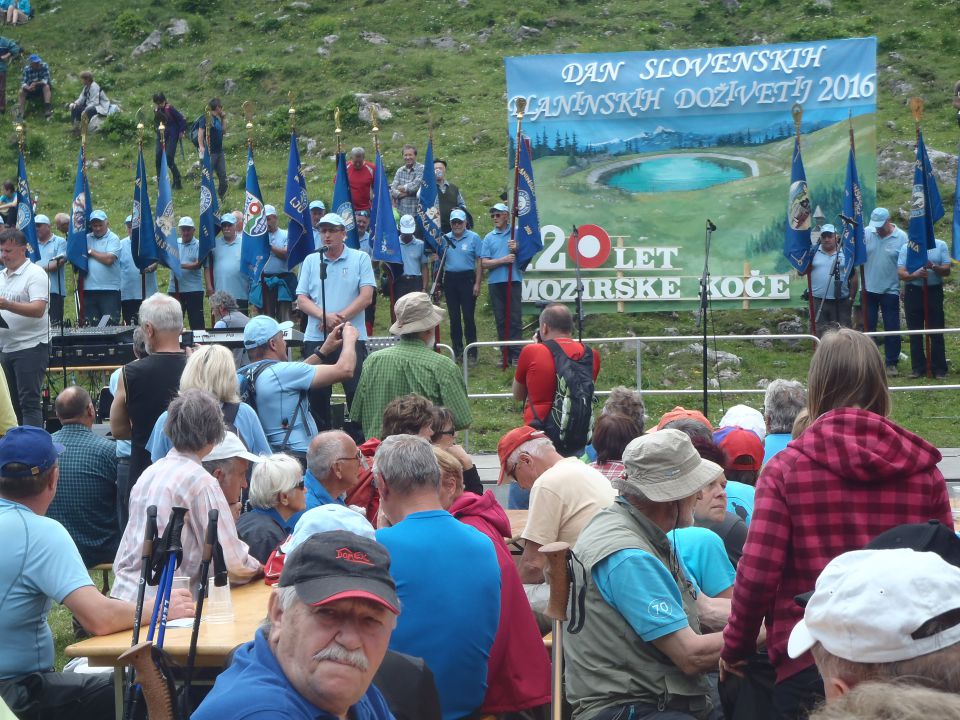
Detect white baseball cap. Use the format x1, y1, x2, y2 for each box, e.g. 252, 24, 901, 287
718, 404, 766, 441
264, 204, 277, 217
788, 548, 960, 663
203, 432, 263, 463
399, 214, 416, 234
178, 216, 195, 228
34, 214, 50, 225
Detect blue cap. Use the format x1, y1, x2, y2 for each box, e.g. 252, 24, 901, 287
28, 54, 41, 63
243, 315, 294, 349
90, 210, 107, 222
819, 223, 837, 235
869, 207, 890, 228
317, 212, 345, 228
450, 208, 467, 223
0, 426, 64, 478
220, 213, 236, 225
489, 202, 509, 213
309, 200, 326, 211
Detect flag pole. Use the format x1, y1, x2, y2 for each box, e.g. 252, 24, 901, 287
849, 115, 868, 332
504, 97, 527, 369
427, 116, 443, 350
77, 115, 89, 326
139, 120, 150, 304
372, 107, 395, 326
792, 104, 816, 336
911, 97, 933, 378
203, 107, 216, 326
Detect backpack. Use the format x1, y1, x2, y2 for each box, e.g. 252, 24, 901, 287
237, 360, 277, 412
189, 115, 203, 147
529, 339, 596, 455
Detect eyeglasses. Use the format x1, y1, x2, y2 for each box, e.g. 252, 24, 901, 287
295, 480, 305, 491
336, 450, 363, 463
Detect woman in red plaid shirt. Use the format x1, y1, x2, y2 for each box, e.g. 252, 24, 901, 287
720, 328, 952, 719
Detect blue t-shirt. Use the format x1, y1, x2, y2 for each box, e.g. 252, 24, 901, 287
725, 480, 755, 525
443, 230, 481, 273
85, 231, 122, 291
398, 238, 426, 276
763, 433, 791, 465
810, 247, 848, 299
211, 236, 249, 302
897, 238, 949, 287
304, 469, 347, 510
864, 224, 907, 295
238, 361, 318, 454
669, 526, 736, 597
0, 499, 94, 679
593, 546, 693, 642
170, 238, 204, 293
377, 510, 500, 720
296, 247, 376, 341
263, 228, 289, 275
358, 231, 372, 257
38, 235, 67, 293
193, 628, 394, 720
118, 236, 158, 301
480, 226, 522, 284
147, 401, 271, 462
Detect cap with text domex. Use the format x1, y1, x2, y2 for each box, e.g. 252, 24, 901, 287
279, 530, 399, 614
243, 314, 293, 349
869, 207, 890, 228
0, 426, 64, 478
89, 210, 108, 222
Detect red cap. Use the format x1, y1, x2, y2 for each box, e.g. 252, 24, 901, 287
497, 426, 547, 485
656, 406, 714, 432
717, 428, 764, 471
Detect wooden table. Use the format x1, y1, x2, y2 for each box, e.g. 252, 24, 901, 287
506, 509, 528, 540
66, 581, 272, 719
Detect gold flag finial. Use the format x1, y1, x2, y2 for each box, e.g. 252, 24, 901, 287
288, 91, 297, 132
15, 123, 24, 153
909, 97, 924, 123
791, 103, 803, 139
515, 97, 527, 120
242, 100, 254, 147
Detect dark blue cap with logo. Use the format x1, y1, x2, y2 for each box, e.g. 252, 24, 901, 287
0, 426, 64, 478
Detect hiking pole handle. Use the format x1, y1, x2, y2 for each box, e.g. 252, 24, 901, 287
165, 506, 189, 568
540, 541, 571, 622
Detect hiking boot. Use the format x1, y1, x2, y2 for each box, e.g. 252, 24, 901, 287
935, 372, 947, 379
885, 365, 899, 377
44, 103, 53, 120
909, 370, 922, 379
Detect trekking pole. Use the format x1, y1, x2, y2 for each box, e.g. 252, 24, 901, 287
540, 541, 572, 720
122, 505, 158, 720
156, 506, 188, 648
180, 509, 218, 719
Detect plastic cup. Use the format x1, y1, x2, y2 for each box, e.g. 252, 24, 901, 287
950, 484, 960, 532
204, 581, 234, 624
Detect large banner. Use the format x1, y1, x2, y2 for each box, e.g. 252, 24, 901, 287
505, 38, 877, 311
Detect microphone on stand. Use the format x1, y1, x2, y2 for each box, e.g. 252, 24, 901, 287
706, 219, 717, 232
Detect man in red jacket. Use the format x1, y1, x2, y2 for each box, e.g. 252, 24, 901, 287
346, 147, 375, 212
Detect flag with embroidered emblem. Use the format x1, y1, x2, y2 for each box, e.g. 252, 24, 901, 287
154, 143, 182, 279
333, 150, 359, 250
371, 150, 400, 263
284, 132, 313, 269
515, 136, 542, 270
198, 145, 219, 264
131, 145, 158, 271
840, 133, 866, 275
66, 145, 91, 273
240, 147, 270, 282
905, 130, 943, 273
15, 149, 38, 261
415, 138, 441, 253
784, 135, 813, 274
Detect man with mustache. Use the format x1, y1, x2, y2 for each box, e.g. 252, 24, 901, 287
193, 530, 398, 719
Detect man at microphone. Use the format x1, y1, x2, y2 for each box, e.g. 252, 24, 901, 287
806, 223, 856, 336
441, 208, 481, 364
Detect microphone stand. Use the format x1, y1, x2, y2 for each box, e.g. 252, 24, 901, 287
697, 219, 716, 417
571, 225, 584, 342
429, 236, 452, 352
814, 244, 842, 326
318, 245, 328, 341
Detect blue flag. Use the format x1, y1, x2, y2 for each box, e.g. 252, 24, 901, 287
131, 146, 158, 270
333, 151, 359, 250
840, 139, 866, 275
66, 146, 91, 273
198, 145, 220, 264
905, 131, 943, 273
784, 136, 813, 274
415, 138, 441, 253
515, 136, 543, 269
240, 147, 270, 283
285, 132, 313, 269
155, 144, 182, 280
371, 150, 400, 264
954, 144, 960, 263
16, 150, 38, 261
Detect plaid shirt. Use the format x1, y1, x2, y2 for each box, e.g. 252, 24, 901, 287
589, 460, 625, 483
21, 61, 50, 88
390, 162, 424, 216
722, 407, 951, 681
350, 336, 472, 440
46, 424, 119, 567
111, 449, 261, 602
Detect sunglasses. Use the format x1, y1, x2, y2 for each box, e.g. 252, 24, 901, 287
440, 428, 456, 436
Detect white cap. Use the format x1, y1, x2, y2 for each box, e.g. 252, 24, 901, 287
203, 432, 263, 464
178, 216, 195, 228
399, 214, 416, 234
819, 223, 837, 235
280, 504, 375, 554
787, 549, 960, 663
718, 404, 766, 440
264, 204, 277, 217
34, 214, 50, 225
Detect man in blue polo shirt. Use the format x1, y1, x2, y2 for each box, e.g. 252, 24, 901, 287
375, 434, 500, 720
84, 209, 122, 325
296, 212, 376, 438
210, 212, 249, 312
394, 214, 427, 300
118, 214, 159, 325
239, 315, 358, 457
36, 214, 67, 325
480, 202, 522, 364
303, 430, 359, 509
441, 207, 481, 363
193, 531, 397, 720
863, 207, 908, 375
169, 216, 206, 330
898, 236, 951, 378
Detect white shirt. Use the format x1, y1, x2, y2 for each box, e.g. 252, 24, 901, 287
0, 259, 48, 353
